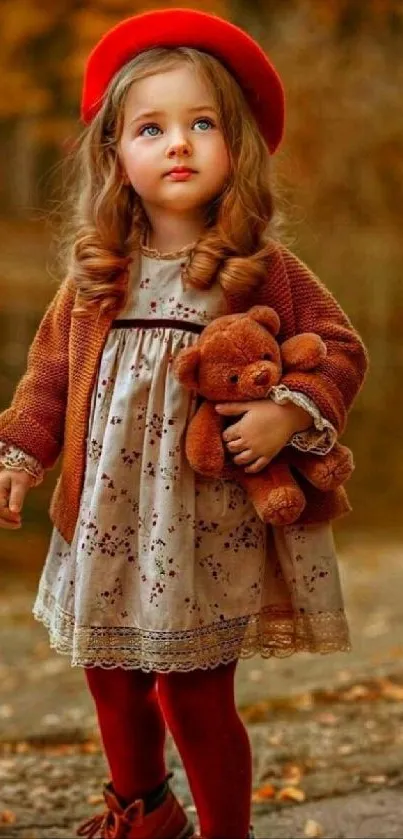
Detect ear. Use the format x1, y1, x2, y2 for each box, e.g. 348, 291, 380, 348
247, 305, 281, 336
172, 346, 201, 389
280, 333, 327, 371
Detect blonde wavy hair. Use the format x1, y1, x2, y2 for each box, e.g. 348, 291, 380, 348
62, 46, 284, 319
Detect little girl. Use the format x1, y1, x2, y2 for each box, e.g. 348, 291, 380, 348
0, 8, 368, 839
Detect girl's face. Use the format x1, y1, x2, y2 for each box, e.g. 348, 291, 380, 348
118, 63, 231, 218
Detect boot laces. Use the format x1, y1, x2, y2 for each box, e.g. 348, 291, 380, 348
76, 799, 144, 838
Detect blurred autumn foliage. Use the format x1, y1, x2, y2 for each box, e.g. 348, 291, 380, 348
0, 0, 402, 225
0, 0, 402, 539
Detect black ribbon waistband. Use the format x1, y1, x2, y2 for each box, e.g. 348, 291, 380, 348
111, 317, 205, 335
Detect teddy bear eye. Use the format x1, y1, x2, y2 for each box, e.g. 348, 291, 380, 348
229, 374, 239, 383
262, 354, 272, 361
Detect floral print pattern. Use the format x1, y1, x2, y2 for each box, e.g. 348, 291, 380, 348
29, 248, 350, 670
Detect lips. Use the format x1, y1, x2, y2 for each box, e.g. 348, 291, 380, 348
165, 167, 196, 175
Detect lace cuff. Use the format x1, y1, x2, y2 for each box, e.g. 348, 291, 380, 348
0, 442, 45, 487
268, 384, 337, 455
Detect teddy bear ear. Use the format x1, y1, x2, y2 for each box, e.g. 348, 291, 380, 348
247, 305, 281, 336
172, 346, 200, 389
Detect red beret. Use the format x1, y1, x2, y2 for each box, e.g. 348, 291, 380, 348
81, 7, 285, 154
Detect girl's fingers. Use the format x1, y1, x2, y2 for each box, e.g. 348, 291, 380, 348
0, 496, 19, 514
222, 424, 243, 442
233, 449, 255, 465
244, 456, 271, 474
0, 519, 21, 529
226, 438, 245, 453
0, 498, 21, 527
0, 505, 21, 524
0, 475, 23, 523
216, 402, 252, 414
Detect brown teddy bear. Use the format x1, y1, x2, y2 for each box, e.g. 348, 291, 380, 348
173, 305, 354, 526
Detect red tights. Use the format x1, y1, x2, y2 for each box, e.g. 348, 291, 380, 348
85, 661, 252, 839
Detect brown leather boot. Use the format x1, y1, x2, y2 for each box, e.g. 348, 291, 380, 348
76, 772, 194, 839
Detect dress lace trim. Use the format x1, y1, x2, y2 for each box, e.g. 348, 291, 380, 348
0, 442, 44, 486
269, 385, 337, 455
33, 587, 351, 671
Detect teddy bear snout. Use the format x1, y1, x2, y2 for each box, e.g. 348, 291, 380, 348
254, 369, 272, 386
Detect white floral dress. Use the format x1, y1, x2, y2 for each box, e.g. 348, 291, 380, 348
1, 243, 351, 671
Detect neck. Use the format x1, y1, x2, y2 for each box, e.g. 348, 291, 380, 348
142, 209, 207, 253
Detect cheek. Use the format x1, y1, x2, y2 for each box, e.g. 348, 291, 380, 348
120, 142, 158, 191
209, 138, 230, 180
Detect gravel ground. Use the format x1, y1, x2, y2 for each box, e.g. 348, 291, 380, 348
1, 686, 403, 838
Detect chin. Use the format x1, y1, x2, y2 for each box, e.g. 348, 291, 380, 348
161, 197, 207, 212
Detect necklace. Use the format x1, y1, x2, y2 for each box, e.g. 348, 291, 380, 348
140, 228, 197, 260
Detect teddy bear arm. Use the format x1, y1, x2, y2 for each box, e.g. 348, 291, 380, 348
281, 333, 327, 371
287, 443, 355, 491
185, 401, 226, 477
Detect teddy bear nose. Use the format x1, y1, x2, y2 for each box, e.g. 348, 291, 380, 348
254, 370, 271, 385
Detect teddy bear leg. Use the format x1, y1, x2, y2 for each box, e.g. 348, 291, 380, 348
185, 401, 226, 477
239, 463, 306, 526
289, 443, 355, 491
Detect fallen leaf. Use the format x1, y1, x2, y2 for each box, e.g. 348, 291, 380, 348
288, 693, 314, 711
365, 775, 387, 784
267, 732, 283, 746
0, 810, 16, 824
378, 679, 403, 701
48, 744, 75, 756
81, 742, 100, 754
315, 712, 339, 725
304, 818, 324, 837
15, 742, 30, 754
338, 744, 354, 755
340, 685, 371, 701
277, 786, 306, 802
281, 763, 303, 785
252, 783, 276, 802
241, 701, 270, 723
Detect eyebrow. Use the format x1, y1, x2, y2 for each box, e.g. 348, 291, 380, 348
129, 105, 217, 126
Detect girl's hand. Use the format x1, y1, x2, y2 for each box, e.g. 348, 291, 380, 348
215, 399, 313, 474
0, 469, 34, 529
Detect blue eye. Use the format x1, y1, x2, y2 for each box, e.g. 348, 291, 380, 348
193, 118, 214, 131
139, 124, 161, 137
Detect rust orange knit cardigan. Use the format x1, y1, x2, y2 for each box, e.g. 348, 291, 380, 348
0, 243, 369, 544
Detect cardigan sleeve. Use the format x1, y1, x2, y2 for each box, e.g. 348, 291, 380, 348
278, 247, 369, 435
0, 277, 76, 470
269, 384, 337, 454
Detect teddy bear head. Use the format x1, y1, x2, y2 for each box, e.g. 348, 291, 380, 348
173, 306, 283, 401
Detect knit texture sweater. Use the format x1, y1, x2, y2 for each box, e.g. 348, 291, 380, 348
0, 243, 369, 544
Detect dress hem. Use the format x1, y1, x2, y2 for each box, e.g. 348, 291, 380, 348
32, 589, 352, 673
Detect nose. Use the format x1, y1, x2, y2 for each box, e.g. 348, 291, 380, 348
166, 131, 192, 159
254, 370, 271, 386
